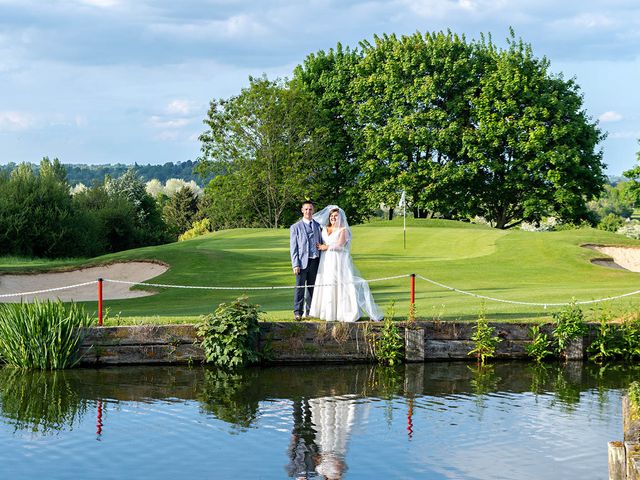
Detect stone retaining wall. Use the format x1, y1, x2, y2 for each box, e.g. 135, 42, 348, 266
609, 396, 640, 479
78, 321, 583, 365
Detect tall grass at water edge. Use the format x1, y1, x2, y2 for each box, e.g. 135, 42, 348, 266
0, 300, 95, 369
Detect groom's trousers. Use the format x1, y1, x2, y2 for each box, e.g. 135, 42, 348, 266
294, 257, 320, 317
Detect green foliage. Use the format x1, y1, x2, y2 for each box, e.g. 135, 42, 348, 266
597, 213, 626, 232
197, 76, 330, 229
526, 325, 553, 363
0, 159, 78, 257
0, 300, 95, 369
552, 302, 587, 356
293, 44, 370, 223
629, 381, 640, 414
163, 185, 200, 237
587, 313, 623, 364
619, 317, 640, 361
197, 296, 263, 368
104, 168, 168, 245
370, 303, 404, 366
0, 368, 87, 434
468, 304, 501, 365
179, 218, 212, 241
588, 182, 635, 221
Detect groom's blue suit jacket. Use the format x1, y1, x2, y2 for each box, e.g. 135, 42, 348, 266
290, 219, 323, 270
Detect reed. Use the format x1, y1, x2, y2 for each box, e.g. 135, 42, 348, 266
0, 300, 95, 369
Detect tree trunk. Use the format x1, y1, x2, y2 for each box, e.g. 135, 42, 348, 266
388, 207, 394, 220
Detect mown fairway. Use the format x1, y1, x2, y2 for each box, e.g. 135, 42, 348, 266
2, 219, 640, 324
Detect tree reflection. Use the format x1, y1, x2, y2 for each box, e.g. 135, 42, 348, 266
0, 367, 88, 434
197, 367, 261, 430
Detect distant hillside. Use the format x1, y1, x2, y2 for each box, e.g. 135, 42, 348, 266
0, 160, 212, 186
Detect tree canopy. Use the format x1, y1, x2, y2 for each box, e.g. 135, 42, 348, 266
196, 30, 606, 229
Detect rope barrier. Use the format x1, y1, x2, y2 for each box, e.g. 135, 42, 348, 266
0, 280, 98, 298
415, 274, 640, 307
102, 273, 410, 291
0, 273, 638, 308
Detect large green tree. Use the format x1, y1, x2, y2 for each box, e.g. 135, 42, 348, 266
293, 44, 369, 223
352, 31, 480, 219
197, 76, 329, 228
462, 35, 605, 228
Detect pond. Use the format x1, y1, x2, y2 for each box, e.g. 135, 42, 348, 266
0, 361, 632, 479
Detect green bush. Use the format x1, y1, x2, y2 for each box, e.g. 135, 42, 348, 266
597, 213, 626, 232
552, 302, 587, 358
179, 218, 212, 241
197, 296, 262, 368
370, 302, 404, 366
587, 314, 623, 363
0, 300, 94, 369
526, 325, 553, 363
468, 304, 501, 365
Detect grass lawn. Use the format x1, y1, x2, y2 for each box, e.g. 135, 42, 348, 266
2, 219, 640, 324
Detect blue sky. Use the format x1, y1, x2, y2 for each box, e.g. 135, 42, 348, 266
0, 0, 638, 175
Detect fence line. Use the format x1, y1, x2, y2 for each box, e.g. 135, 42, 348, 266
1, 273, 639, 308
415, 274, 640, 307
0, 281, 98, 298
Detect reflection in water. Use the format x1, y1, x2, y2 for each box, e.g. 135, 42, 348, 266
309, 395, 358, 480
0, 368, 88, 434
197, 368, 260, 429
0, 362, 636, 479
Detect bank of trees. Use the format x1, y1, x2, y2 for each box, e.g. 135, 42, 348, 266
0, 159, 204, 258
197, 31, 606, 229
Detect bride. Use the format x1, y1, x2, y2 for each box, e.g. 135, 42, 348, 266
308, 205, 383, 322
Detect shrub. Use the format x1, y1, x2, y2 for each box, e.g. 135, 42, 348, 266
179, 218, 212, 242
597, 213, 625, 232
468, 304, 501, 365
552, 302, 587, 358
587, 312, 623, 363
368, 302, 404, 366
617, 222, 640, 240
526, 325, 553, 363
197, 296, 262, 368
0, 300, 94, 369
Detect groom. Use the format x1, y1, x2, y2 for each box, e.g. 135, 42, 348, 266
290, 200, 323, 320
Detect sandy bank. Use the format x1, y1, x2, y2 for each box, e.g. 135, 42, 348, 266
0, 262, 169, 303
584, 244, 640, 273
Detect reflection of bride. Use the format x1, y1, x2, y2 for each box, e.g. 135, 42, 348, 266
309, 395, 359, 480
309, 206, 383, 322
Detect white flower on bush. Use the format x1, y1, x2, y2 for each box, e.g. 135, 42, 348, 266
617, 223, 640, 240
520, 217, 558, 232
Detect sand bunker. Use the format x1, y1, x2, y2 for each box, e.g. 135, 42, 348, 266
584, 244, 640, 273
0, 262, 168, 303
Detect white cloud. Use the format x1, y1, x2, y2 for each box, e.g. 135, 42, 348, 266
0, 111, 34, 131
149, 116, 190, 129
76, 0, 121, 8
149, 14, 269, 41
166, 99, 195, 115
599, 111, 623, 122
609, 130, 640, 139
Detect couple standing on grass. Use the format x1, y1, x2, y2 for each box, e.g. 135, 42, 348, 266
290, 200, 382, 322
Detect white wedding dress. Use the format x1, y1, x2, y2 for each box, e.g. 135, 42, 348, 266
309, 222, 383, 322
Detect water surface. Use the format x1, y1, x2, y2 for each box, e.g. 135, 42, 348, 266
0, 362, 632, 479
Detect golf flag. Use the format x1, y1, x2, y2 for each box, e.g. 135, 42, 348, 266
398, 191, 406, 249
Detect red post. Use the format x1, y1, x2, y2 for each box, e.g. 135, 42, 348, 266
410, 273, 415, 305
98, 278, 103, 326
